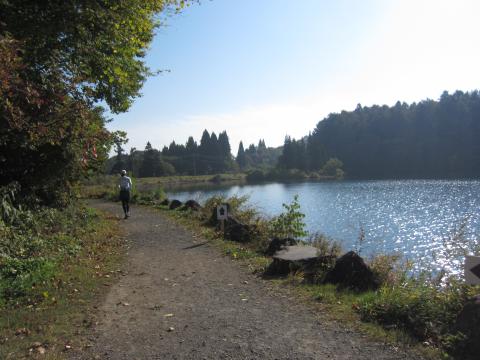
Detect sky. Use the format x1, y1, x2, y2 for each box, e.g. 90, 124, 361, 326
108, 0, 480, 154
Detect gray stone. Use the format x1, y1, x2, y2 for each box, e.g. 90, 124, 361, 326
266, 245, 322, 277
324, 251, 379, 291
182, 200, 201, 211
169, 199, 182, 210
264, 238, 297, 256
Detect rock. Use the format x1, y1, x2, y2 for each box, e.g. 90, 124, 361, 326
265, 245, 321, 277
169, 199, 183, 210
452, 294, 480, 360
225, 223, 251, 243
181, 200, 201, 211
224, 216, 255, 243
160, 199, 169, 206
264, 237, 297, 256
324, 251, 379, 291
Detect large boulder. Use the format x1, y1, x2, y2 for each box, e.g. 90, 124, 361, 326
264, 237, 297, 256
169, 199, 183, 210
452, 294, 480, 360
324, 251, 379, 291
181, 199, 201, 211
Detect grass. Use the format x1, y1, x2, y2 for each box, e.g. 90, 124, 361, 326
80, 173, 247, 199
0, 206, 125, 359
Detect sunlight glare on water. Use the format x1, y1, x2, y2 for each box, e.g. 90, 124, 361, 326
167, 180, 480, 274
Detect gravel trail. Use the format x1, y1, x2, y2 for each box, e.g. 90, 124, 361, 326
73, 200, 418, 360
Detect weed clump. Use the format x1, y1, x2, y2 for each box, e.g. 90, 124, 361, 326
0, 185, 102, 307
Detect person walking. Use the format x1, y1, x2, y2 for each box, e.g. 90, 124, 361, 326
119, 170, 132, 219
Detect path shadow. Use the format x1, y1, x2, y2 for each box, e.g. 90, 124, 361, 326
182, 241, 210, 250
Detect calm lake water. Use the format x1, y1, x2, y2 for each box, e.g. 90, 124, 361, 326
167, 180, 480, 273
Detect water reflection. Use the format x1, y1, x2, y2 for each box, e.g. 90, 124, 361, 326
167, 180, 480, 274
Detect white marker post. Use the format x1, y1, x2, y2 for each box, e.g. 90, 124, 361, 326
216, 204, 228, 233
464, 255, 480, 285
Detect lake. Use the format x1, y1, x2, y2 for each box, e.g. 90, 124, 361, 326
166, 180, 480, 274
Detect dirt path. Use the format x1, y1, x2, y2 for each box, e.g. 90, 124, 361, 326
73, 200, 417, 360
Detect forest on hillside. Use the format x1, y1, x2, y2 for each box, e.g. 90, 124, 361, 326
278, 90, 480, 179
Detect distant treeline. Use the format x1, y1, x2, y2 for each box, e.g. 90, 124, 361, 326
111, 90, 480, 179
109, 130, 280, 177
278, 90, 480, 179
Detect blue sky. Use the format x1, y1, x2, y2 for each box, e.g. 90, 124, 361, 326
109, 0, 480, 153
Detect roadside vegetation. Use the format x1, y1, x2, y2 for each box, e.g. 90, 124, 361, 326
88, 183, 480, 359
0, 185, 124, 358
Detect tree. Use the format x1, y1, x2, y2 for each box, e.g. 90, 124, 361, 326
321, 158, 344, 178
0, 0, 192, 113
301, 90, 480, 179
0, 1, 192, 203
139, 142, 159, 177
236, 141, 247, 169
110, 142, 126, 175
270, 195, 307, 239
0, 37, 113, 204
218, 131, 232, 159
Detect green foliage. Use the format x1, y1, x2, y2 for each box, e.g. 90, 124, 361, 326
0, 257, 55, 303
310, 233, 342, 258
0, 1, 193, 204
270, 195, 307, 239
0, 0, 192, 113
321, 158, 345, 178
246, 168, 320, 183
282, 90, 480, 179
358, 279, 477, 348
133, 187, 166, 205
368, 253, 407, 288
0, 199, 101, 306
236, 141, 247, 169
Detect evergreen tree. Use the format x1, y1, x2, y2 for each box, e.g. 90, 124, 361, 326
110, 142, 125, 174
300, 90, 480, 178
185, 136, 198, 154
218, 131, 232, 159
139, 142, 160, 177
236, 141, 247, 169
199, 130, 211, 155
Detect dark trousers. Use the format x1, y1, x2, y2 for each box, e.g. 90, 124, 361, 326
119, 190, 130, 215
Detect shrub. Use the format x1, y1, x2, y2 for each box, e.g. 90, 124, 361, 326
0, 193, 101, 306
309, 232, 342, 258
358, 278, 476, 347
368, 253, 407, 287
246, 170, 266, 183
0, 257, 56, 302
269, 195, 307, 239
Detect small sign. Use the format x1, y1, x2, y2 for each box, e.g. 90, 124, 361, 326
465, 256, 480, 285
216, 204, 228, 221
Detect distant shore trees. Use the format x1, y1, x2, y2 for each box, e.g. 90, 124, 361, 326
277, 90, 480, 179
109, 131, 280, 177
